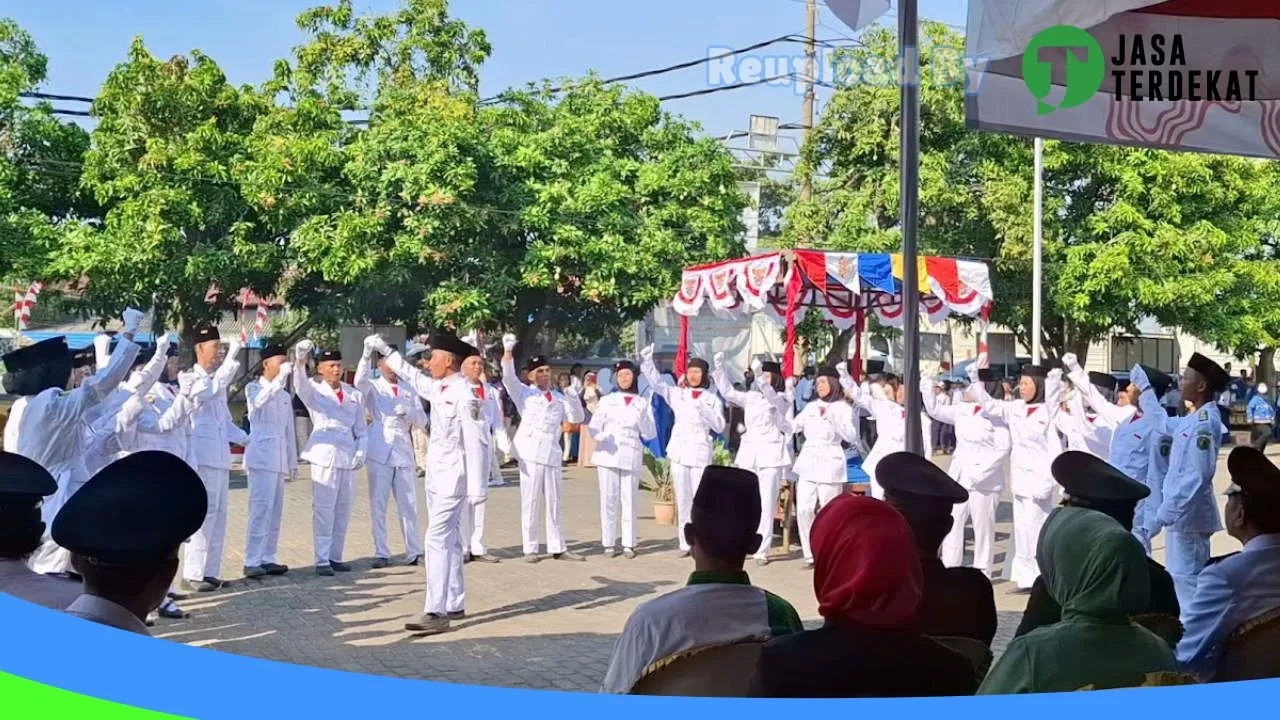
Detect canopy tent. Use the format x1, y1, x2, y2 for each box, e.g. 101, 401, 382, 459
967, 0, 1280, 159
669, 250, 994, 379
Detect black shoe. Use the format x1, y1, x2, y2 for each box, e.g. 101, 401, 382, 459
182, 578, 219, 593
464, 552, 474, 564
203, 577, 227, 589
145, 617, 156, 628
404, 555, 422, 566
371, 557, 389, 569
243, 566, 267, 579
330, 561, 352, 573
447, 611, 466, 620
158, 602, 189, 620
554, 551, 586, 562
1009, 586, 1032, 596
167, 591, 190, 602
472, 553, 500, 564
262, 563, 289, 576
316, 565, 335, 577
405, 613, 451, 635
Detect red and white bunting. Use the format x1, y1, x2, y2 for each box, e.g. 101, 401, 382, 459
12, 282, 44, 331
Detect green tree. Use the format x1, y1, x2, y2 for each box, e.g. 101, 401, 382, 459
0, 18, 92, 287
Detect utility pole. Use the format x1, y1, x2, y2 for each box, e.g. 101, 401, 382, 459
900, 0, 923, 455
1032, 137, 1044, 364
800, 0, 817, 203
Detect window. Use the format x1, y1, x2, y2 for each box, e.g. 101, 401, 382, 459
1111, 337, 1177, 373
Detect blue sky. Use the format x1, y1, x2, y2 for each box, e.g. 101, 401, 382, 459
9, 0, 967, 139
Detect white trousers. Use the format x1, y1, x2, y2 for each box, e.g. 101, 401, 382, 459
941, 488, 999, 575
424, 482, 465, 615
245, 470, 286, 568
744, 465, 785, 560
671, 462, 708, 551
1011, 494, 1052, 589
460, 453, 490, 556
519, 460, 565, 554
184, 466, 229, 582
1166, 530, 1212, 613
796, 480, 845, 562
597, 466, 640, 550
367, 461, 423, 559
312, 465, 355, 567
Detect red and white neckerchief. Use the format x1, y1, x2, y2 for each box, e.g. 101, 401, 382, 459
691, 390, 703, 399
820, 406, 827, 417
544, 392, 553, 403
474, 384, 485, 400
624, 396, 634, 406
1027, 406, 1039, 417
972, 405, 982, 415
336, 387, 345, 404
392, 385, 399, 397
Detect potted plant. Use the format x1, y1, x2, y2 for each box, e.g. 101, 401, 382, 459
642, 450, 676, 526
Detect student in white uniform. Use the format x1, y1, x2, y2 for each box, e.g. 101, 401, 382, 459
82, 333, 174, 478
355, 343, 426, 568
242, 343, 297, 578
590, 360, 658, 559
292, 343, 367, 577
966, 362, 1064, 592
1133, 355, 1230, 610
712, 355, 793, 566
500, 337, 586, 563
178, 324, 248, 592
1054, 372, 1115, 459
53, 451, 207, 638
0, 452, 81, 611
839, 367, 932, 498
638, 346, 725, 557
2, 308, 143, 576
922, 368, 1010, 577
458, 340, 501, 564
791, 366, 859, 568
366, 332, 476, 636
1063, 355, 1175, 554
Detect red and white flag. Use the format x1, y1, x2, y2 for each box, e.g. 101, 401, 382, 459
253, 303, 268, 340
825, 0, 892, 32
11, 282, 43, 331
967, 0, 1280, 158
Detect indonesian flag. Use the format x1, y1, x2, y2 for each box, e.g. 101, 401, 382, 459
825, 1, 892, 31
967, 0, 1280, 158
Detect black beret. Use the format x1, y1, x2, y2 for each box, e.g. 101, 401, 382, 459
687, 357, 709, 373
52, 451, 207, 566
878, 451, 968, 504
691, 466, 761, 537
71, 346, 97, 369
1051, 451, 1149, 502
430, 332, 478, 359
614, 359, 639, 375
1021, 364, 1049, 378
0, 451, 57, 498
193, 323, 220, 343
2, 337, 70, 373
1188, 353, 1231, 393
977, 368, 995, 382
761, 361, 782, 375
259, 343, 287, 361
1140, 365, 1174, 397
1226, 446, 1280, 500
1088, 372, 1118, 392
525, 355, 551, 372
817, 366, 840, 381
865, 359, 886, 375
317, 349, 342, 363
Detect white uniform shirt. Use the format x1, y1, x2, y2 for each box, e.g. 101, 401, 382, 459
969, 379, 1063, 500
792, 399, 858, 484
640, 357, 724, 468
1054, 390, 1113, 459
127, 384, 197, 468
384, 353, 476, 495
461, 380, 502, 483
500, 358, 585, 467
844, 379, 934, 469
713, 368, 793, 470
180, 350, 247, 470
1071, 369, 1163, 527
292, 365, 368, 471
923, 392, 1010, 493
244, 371, 299, 475
354, 357, 426, 469
82, 346, 174, 476
589, 391, 658, 473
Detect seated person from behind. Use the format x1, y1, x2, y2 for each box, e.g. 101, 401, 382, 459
749, 495, 978, 698
0, 452, 81, 610
979, 506, 1176, 694
53, 451, 207, 636
879, 451, 997, 646
600, 466, 803, 694
1176, 446, 1280, 678
1015, 451, 1179, 640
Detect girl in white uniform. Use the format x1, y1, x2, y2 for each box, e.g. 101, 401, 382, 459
712, 354, 793, 566
839, 367, 932, 499
639, 346, 725, 557
966, 363, 1064, 591
922, 369, 1010, 577
589, 361, 657, 558
791, 366, 859, 568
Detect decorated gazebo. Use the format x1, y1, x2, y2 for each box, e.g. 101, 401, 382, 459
670, 249, 995, 376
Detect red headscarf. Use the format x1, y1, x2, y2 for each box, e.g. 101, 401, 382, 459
810, 494, 923, 629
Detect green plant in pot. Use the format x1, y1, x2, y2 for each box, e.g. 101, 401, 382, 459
643, 450, 676, 526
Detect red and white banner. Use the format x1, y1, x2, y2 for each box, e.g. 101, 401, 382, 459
11, 282, 43, 331
671, 253, 782, 318
967, 0, 1280, 158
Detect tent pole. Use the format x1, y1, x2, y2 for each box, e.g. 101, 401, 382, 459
900, 0, 924, 456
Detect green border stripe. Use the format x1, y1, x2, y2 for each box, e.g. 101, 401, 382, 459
0, 671, 190, 718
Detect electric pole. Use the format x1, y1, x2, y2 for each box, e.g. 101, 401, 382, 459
800, 0, 817, 203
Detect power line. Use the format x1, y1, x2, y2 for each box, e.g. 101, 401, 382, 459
658, 72, 798, 102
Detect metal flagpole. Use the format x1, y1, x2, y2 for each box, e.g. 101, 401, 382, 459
1032, 137, 1044, 364
900, 0, 924, 455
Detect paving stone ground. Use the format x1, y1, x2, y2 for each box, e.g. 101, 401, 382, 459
154, 446, 1269, 690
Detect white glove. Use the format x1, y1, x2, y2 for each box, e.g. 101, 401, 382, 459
226, 338, 244, 360
177, 372, 194, 396
295, 339, 314, 361
922, 372, 933, 390
837, 362, 851, 379
966, 363, 980, 383
714, 351, 726, 370
640, 344, 654, 363
1130, 364, 1151, 392
364, 334, 390, 356
1062, 353, 1080, 373
394, 405, 408, 417
785, 376, 796, 394
155, 333, 172, 354
751, 357, 764, 376
502, 333, 518, 352
353, 451, 366, 468
278, 361, 293, 379
1047, 368, 1063, 383
121, 308, 144, 335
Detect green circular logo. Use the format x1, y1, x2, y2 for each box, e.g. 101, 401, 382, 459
1022, 25, 1105, 115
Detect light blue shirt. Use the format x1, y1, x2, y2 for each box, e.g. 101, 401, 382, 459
1177, 534, 1280, 678
1246, 395, 1275, 424
1153, 402, 1224, 534
794, 377, 814, 413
